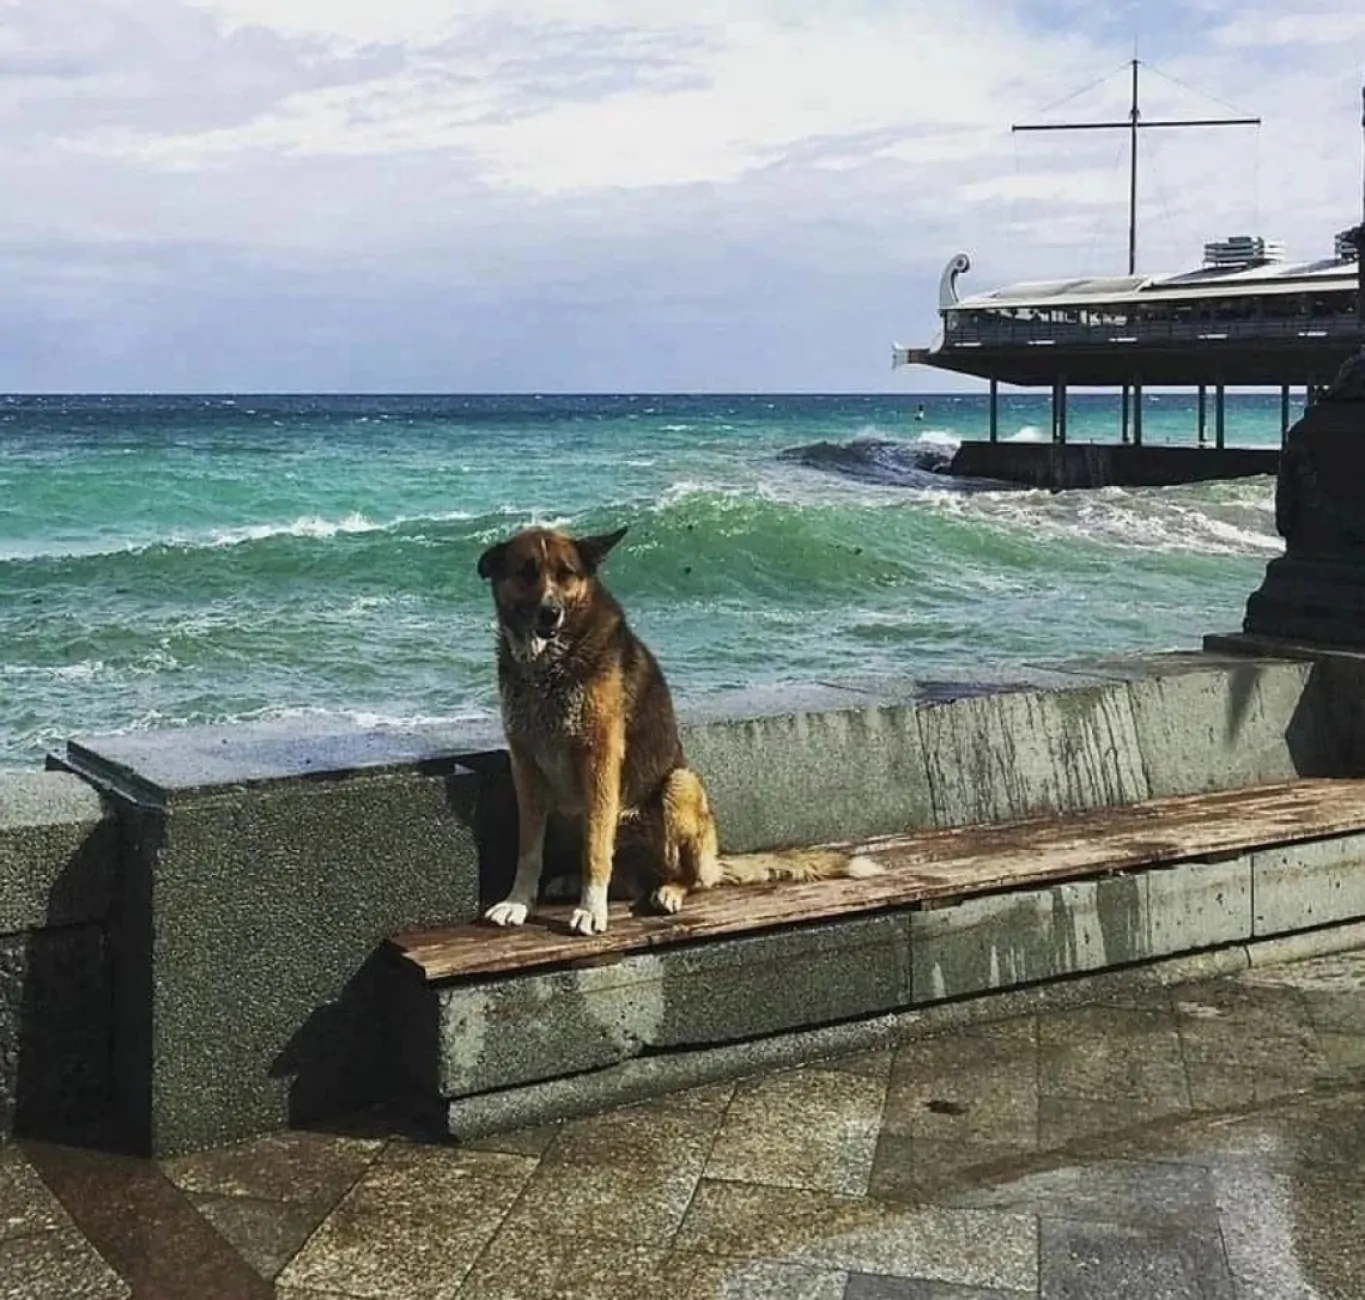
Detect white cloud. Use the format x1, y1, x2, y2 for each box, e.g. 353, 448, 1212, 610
185, 0, 740, 48
1211, 8, 1365, 48
65, 5, 1056, 193
1, 0, 1363, 389
181, 0, 465, 46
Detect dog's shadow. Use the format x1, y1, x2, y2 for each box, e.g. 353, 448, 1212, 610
536, 821, 667, 908
535, 870, 675, 929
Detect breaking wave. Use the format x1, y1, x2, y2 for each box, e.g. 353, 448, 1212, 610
776, 431, 964, 487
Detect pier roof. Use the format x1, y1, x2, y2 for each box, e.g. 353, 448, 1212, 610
956, 258, 1357, 313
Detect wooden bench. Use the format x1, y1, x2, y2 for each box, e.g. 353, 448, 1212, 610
390, 778, 1365, 984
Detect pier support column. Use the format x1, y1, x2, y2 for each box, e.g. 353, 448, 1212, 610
1215, 383, 1226, 450
1132, 382, 1143, 447
1197, 385, 1208, 446
1055, 376, 1068, 445
1280, 385, 1291, 443
1121, 385, 1131, 444
989, 377, 999, 443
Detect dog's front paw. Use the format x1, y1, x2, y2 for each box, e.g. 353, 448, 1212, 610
484, 899, 530, 927
568, 904, 608, 936
650, 883, 686, 915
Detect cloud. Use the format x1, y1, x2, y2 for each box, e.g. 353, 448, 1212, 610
0, 0, 1362, 389
1210, 5, 1365, 48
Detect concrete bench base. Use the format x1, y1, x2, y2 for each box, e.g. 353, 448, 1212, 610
390, 801, 1365, 1140
417, 917, 1365, 1142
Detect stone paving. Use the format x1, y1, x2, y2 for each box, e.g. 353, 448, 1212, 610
9, 948, 1365, 1297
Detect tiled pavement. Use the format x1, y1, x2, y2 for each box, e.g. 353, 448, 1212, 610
10, 950, 1365, 1297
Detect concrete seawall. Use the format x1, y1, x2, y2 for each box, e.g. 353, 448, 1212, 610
4, 647, 1365, 1154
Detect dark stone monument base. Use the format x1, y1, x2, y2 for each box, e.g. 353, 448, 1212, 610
1241, 342, 1365, 648
1244, 557, 1365, 647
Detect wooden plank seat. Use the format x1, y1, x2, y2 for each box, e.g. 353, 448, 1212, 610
390, 778, 1365, 984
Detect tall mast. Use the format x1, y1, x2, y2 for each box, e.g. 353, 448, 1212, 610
1128, 59, 1139, 276
1358, 81, 1364, 328
1013, 59, 1260, 275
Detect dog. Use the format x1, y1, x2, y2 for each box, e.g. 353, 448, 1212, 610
476, 524, 880, 936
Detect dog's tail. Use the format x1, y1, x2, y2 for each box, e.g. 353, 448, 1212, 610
715, 848, 885, 885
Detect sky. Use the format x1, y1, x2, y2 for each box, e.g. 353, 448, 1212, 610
2, 0, 1364, 392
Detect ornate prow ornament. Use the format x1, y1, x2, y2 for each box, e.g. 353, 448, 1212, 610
891, 252, 970, 369
938, 253, 972, 310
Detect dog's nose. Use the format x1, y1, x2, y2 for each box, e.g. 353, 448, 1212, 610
535, 602, 564, 635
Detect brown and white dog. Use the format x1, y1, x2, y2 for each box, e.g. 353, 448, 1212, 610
476, 524, 879, 936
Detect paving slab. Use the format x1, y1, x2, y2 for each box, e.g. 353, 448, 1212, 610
881, 1019, 1039, 1151
1038, 1217, 1235, 1300
948, 1158, 1219, 1230
703, 1064, 887, 1196
0, 1227, 130, 1300
844, 1278, 1029, 1300
1037, 1004, 1191, 1111
674, 1181, 1039, 1293
187, 1194, 324, 1283
160, 1129, 384, 1205
275, 1146, 536, 1299
24, 931, 1365, 1299
0, 1144, 66, 1241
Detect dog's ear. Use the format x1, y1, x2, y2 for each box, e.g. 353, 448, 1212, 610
477, 540, 508, 581
574, 526, 628, 574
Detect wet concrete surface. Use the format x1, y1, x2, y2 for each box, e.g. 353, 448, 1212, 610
11, 948, 1365, 1296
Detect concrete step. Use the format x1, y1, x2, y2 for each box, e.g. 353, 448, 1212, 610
386, 777, 1365, 1140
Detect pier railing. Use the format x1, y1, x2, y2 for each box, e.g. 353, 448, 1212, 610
944, 312, 1363, 350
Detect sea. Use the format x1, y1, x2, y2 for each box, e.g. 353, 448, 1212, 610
0, 391, 1288, 771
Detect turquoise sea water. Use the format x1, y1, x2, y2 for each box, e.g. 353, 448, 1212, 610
0, 392, 1288, 770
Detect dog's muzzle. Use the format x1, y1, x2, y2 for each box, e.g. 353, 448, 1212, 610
535, 601, 565, 637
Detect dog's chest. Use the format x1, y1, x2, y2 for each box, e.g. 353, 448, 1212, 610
501, 667, 589, 807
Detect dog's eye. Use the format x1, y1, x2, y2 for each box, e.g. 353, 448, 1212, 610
518, 560, 538, 583
554, 564, 575, 583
